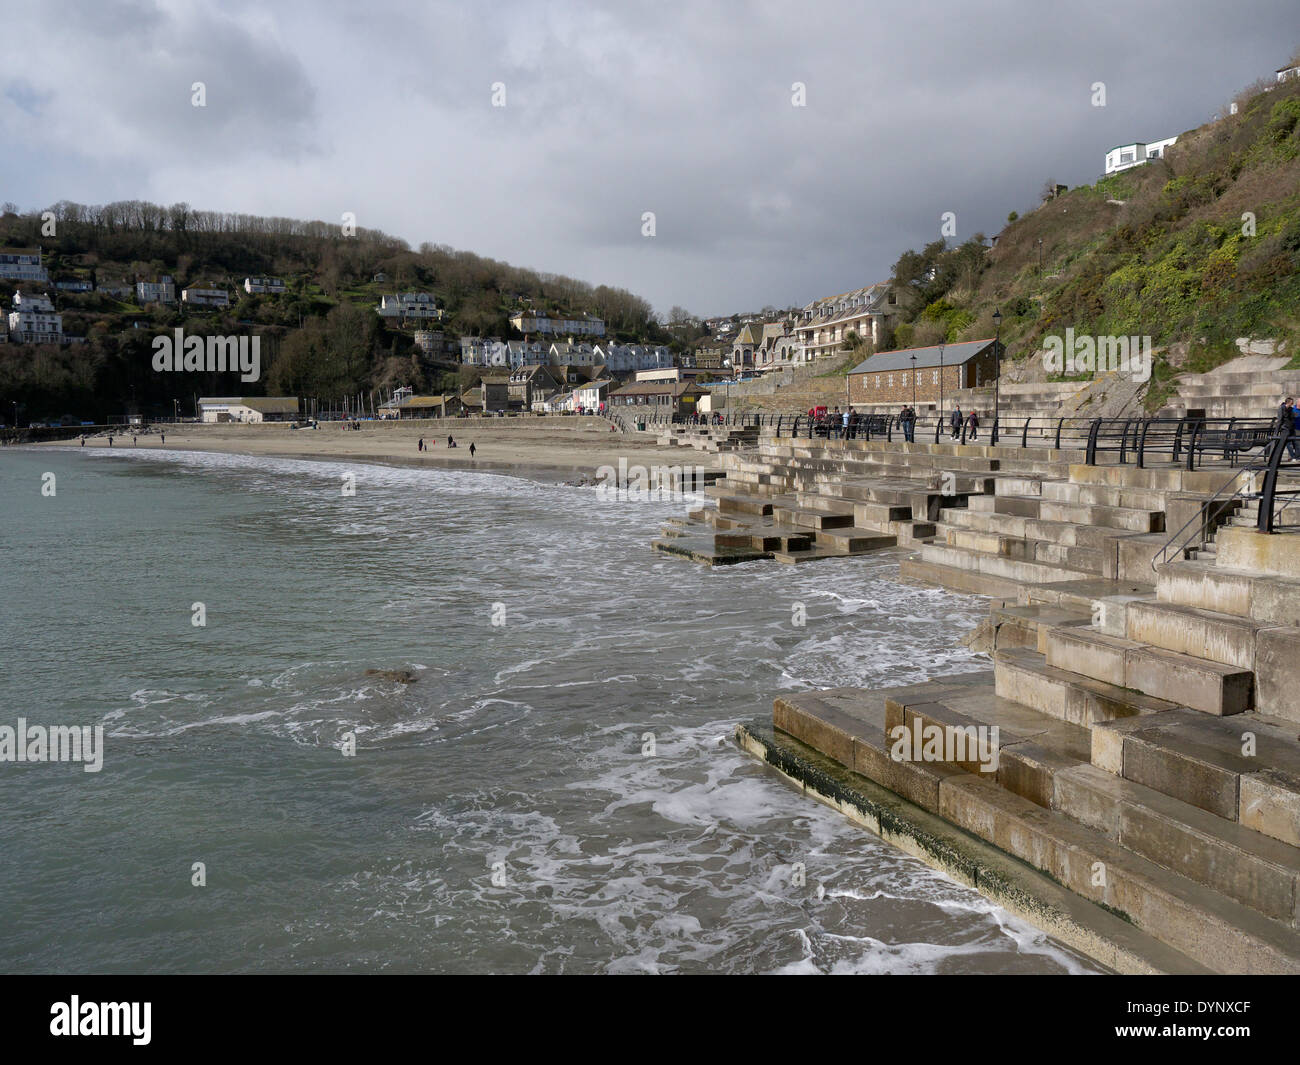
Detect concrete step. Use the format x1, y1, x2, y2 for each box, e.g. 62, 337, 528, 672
812, 526, 897, 555
1053, 761, 1300, 923
995, 646, 1182, 727
1044, 625, 1254, 716
772, 688, 1300, 971
920, 543, 1092, 586
889, 684, 1300, 924
1126, 600, 1264, 670
775, 505, 856, 530
1090, 709, 1300, 849
1038, 500, 1165, 533
1157, 559, 1300, 627
991, 603, 1092, 652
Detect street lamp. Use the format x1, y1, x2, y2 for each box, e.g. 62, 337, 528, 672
938, 343, 945, 433
910, 352, 917, 405
992, 308, 1003, 445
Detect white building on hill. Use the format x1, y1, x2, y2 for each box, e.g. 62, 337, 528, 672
1104, 136, 1178, 175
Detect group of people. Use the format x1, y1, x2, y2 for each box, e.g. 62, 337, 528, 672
948, 405, 980, 440
418, 435, 476, 457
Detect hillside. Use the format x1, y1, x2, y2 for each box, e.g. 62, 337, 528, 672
884, 64, 1300, 412
0, 203, 666, 423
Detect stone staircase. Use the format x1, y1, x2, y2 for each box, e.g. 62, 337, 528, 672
755, 516, 1300, 972
656, 424, 760, 453
652, 435, 1084, 565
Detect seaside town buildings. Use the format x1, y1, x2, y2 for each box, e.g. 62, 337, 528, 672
243, 276, 287, 295
508, 310, 604, 336
0, 248, 49, 282
795, 282, 897, 361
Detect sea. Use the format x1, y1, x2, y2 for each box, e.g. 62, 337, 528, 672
0, 446, 1102, 973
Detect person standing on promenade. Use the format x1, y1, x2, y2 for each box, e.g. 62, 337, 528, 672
950, 406, 962, 440
1280, 398, 1300, 460
967, 410, 980, 440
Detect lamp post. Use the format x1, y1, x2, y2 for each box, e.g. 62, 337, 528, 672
910, 353, 917, 405
938, 343, 945, 430
992, 308, 1003, 445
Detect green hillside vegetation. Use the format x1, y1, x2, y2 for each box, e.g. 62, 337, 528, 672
885, 62, 1300, 410
0, 202, 664, 422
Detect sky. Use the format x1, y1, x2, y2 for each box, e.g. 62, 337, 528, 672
2, 0, 1298, 318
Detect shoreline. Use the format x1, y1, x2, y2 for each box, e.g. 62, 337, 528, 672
28, 420, 724, 488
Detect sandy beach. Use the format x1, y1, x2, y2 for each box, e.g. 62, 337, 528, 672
39, 417, 722, 484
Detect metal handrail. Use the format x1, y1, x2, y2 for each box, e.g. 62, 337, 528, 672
1149, 431, 1284, 571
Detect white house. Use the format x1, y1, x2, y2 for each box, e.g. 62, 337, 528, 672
509, 310, 605, 336
573, 379, 611, 411
0, 248, 48, 282
1104, 136, 1178, 175
1278, 63, 1300, 83
137, 277, 176, 305
13, 291, 55, 313
244, 276, 287, 295
548, 340, 598, 367
378, 292, 442, 321
8, 293, 62, 343
459, 336, 509, 366
197, 396, 300, 423
182, 286, 231, 308
507, 339, 548, 367
594, 343, 673, 373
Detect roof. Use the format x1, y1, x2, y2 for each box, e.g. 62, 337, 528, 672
610, 381, 705, 397
849, 339, 998, 375
198, 396, 299, 412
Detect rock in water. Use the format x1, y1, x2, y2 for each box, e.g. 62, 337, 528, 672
364, 669, 417, 684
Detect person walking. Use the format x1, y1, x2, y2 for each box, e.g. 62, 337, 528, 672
950, 406, 962, 440
418, 436, 424, 452
841, 406, 850, 440
469, 442, 477, 458
902, 404, 916, 443
160, 433, 165, 446
967, 409, 980, 440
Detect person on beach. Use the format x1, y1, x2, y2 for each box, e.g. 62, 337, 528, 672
132, 435, 137, 446
418, 437, 424, 452
108, 436, 113, 447
80, 436, 85, 447
448, 436, 457, 448
469, 442, 476, 458
160, 433, 165, 446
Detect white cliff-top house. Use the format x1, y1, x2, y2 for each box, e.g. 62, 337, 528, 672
136, 277, 176, 305
1104, 136, 1178, 175
244, 276, 287, 294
